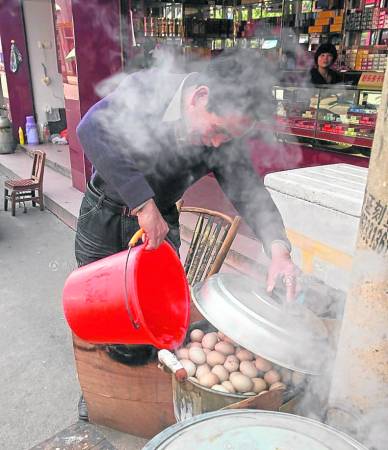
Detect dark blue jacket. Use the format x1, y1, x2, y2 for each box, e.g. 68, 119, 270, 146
77, 68, 290, 255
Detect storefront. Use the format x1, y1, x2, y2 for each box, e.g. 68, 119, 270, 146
0, 0, 385, 191
124, 0, 385, 174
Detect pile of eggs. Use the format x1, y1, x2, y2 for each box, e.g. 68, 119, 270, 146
175, 329, 305, 396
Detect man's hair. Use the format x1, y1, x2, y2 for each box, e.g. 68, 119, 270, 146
314, 43, 338, 65
188, 49, 276, 121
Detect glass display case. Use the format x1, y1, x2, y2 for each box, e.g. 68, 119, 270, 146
273, 84, 381, 153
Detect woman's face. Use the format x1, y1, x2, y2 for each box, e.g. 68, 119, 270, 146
317, 52, 334, 69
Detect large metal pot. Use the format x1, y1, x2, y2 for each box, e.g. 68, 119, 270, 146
191, 274, 330, 374
0, 116, 16, 154
143, 410, 368, 450
172, 376, 301, 422
172, 320, 305, 422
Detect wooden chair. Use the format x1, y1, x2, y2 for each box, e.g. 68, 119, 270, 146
4, 150, 46, 216
179, 206, 241, 286
178, 206, 241, 322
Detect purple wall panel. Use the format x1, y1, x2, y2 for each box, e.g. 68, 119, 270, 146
56, 0, 122, 191
71, 0, 122, 116
55, 0, 122, 191
0, 0, 34, 136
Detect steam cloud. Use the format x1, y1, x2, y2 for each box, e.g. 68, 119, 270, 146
86, 34, 383, 449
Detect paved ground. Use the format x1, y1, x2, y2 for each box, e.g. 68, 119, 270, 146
0, 173, 80, 449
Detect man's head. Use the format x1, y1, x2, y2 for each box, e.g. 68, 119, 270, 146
182, 50, 275, 147
314, 43, 338, 70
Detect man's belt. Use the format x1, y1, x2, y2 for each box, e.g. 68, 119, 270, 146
88, 177, 131, 216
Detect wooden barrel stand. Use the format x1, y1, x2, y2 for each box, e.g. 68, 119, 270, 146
72, 335, 175, 439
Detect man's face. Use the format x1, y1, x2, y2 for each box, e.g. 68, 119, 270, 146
317, 52, 334, 69
184, 86, 255, 148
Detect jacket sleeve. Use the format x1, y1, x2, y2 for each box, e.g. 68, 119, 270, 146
76, 78, 155, 209
211, 140, 291, 257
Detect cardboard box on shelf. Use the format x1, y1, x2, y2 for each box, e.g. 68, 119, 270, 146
317, 10, 336, 19
333, 16, 344, 24
308, 25, 323, 33
316, 18, 332, 25
330, 24, 343, 32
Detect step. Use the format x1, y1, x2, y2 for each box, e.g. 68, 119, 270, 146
20, 143, 72, 179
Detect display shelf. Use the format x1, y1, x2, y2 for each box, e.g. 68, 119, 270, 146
273, 84, 381, 151
317, 120, 376, 127
275, 125, 316, 138
316, 131, 373, 147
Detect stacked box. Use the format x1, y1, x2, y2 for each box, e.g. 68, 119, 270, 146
346, 10, 362, 30
360, 30, 372, 46
308, 25, 324, 33
345, 49, 357, 69
333, 15, 344, 24
316, 10, 336, 19
316, 17, 331, 25
372, 7, 380, 28
361, 7, 374, 28
355, 49, 368, 70
309, 10, 344, 34
330, 23, 343, 32
379, 54, 387, 70
379, 9, 388, 28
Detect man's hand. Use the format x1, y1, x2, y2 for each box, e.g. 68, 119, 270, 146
267, 242, 299, 303
136, 199, 169, 250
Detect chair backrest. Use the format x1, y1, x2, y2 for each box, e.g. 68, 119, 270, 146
180, 206, 241, 285
31, 150, 46, 183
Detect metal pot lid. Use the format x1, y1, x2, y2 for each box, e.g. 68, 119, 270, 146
143, 410, 367, 450
191, 273, 329, 374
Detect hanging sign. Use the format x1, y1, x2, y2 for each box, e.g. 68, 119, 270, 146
358, 72, 385, 90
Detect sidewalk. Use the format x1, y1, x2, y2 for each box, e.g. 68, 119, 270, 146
0, 171, 148, 450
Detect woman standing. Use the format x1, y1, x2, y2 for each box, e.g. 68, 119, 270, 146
310, 43, 342, 85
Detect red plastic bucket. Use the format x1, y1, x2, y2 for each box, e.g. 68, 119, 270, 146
62, 236, 190, 349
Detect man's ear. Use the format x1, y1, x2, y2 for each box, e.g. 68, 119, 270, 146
190, 85, 209, 108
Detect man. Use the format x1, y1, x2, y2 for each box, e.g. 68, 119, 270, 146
75, 50, 298, 420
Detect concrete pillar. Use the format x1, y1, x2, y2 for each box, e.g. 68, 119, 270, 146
326, 67, 388, 450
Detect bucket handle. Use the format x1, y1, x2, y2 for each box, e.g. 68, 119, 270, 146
124, 228, 144, 330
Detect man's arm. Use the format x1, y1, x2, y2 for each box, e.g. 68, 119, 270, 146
211, 141, 291, 257
212, 141, 298, 302
77, 96, 154, 210
76, 79, 169, 249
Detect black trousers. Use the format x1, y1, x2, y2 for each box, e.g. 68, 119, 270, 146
75, 180, 181, 365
